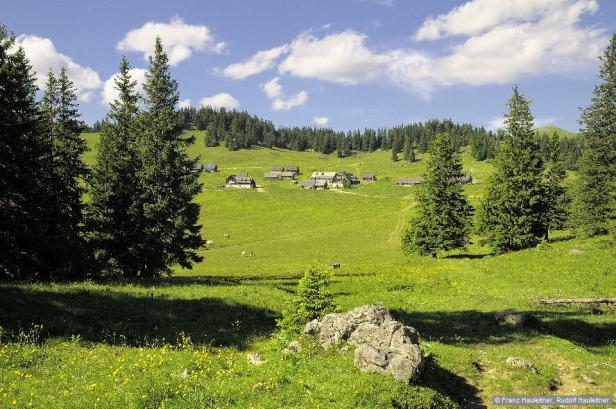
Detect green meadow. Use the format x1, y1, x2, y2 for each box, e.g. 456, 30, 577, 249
1, 132, 614, 408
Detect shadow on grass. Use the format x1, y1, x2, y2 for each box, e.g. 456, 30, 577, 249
442, 254, 490, 260
391, 309, 616, 349
0, 285, 278, 349
420, 358, 486, 409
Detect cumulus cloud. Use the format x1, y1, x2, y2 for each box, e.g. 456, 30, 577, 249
101, 68, 148, 105
261, 77, 308, 111
200, 93, 240, 110
178, 99, 191, 108
117, 16, 225, 66
391, 0, 607, 95
278, 30, 389, 85
222, 45, 289, 80
15, 35, 102, 102
414, 0, 597, 41
313, 116, 330, 126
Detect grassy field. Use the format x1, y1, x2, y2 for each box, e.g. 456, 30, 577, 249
0, 132, 614, 408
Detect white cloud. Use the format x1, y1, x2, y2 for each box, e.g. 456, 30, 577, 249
414, 0, 597, 41
222, 45, 289, 80
117, 16, 225, 66
486, 115, 556, 131
261, 77, 308, 111
178, 99, 191, 108
486, 116, 506, 131
200, 93, 240, 110
391, 0, 607, 95
278, 30, 389, 85
313, 116, 330, 126
15, 35, 102, 102
262, 77, 284, 99
101, 68, 148, 105
272, 91, 308, 111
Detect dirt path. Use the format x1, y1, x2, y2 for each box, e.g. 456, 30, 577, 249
329, 189, 391, 199
388, 203, 414, 244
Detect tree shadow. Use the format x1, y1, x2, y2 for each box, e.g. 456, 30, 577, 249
442, 254, 490, 260
391, 309, 616, 349
0, 285, 278, 349
420, 357, 486, 409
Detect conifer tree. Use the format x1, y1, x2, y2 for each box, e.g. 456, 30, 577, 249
571, 34, 616, 237
478, 86, 547, 252
85, 57, 143, 276
402, 133, 473, 257
0, 26, 61, 279
391, 135, 400, 162
41, 68, 88, 277
136, 37, 204, 277
402, 135, 412, 162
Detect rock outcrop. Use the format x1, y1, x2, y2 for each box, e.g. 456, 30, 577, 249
305, 305, 423, 382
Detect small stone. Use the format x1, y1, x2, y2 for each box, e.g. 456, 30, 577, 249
506, 357, 538, 373
581, 374, 596, 385
569, 248, 583, 255
283, 340, 302, 354
247, 352, 265, 365
178, 368, 189, 379
304, 319, 321, 335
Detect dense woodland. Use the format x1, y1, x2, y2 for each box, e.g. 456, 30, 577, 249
1, 20, 615, 280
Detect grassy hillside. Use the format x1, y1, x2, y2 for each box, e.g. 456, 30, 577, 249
537, 125, 578, 139
0, 132, 614, 408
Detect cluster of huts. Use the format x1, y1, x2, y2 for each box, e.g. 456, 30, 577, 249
298, 171, 363, 190
193, 161, 474, 190
264, 165, 300, 181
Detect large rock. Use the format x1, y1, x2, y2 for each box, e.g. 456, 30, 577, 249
308, 305, 423, 382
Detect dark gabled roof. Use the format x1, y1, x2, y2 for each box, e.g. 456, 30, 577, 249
363, 173, 376, 179
264, 172, 280, 178
300, 180, 316, 188
271, 165, 284, 171
287, 165, 299, 171
451, 174, 473, 183
280, 171, 295, 177
397, 177, 423, 185
227, 174, 255, 184
314, 180, 328, 187
204, 163, 218, 170
193, 163, 203, 171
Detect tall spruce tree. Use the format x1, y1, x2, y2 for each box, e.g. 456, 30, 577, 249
391, 135, 400, 162
571, 34, 616, 237
402, 135, 413, 162
41, 68, 88, 277
478, 86, 547, 252
86, 57, 144, 276
0, 26, 62, 279
136, 37, 204, 277
402, 132, 473, 257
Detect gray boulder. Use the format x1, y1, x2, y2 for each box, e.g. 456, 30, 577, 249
303, 319, 321, 335
506, 357, 537, 373
283, 340, 302, 354
308, 305, 423, 382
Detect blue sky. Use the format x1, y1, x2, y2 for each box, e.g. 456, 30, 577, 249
4, 0, 615, 131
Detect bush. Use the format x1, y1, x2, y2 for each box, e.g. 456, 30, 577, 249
278, 265, 338, 332
391, 385, 459, 409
